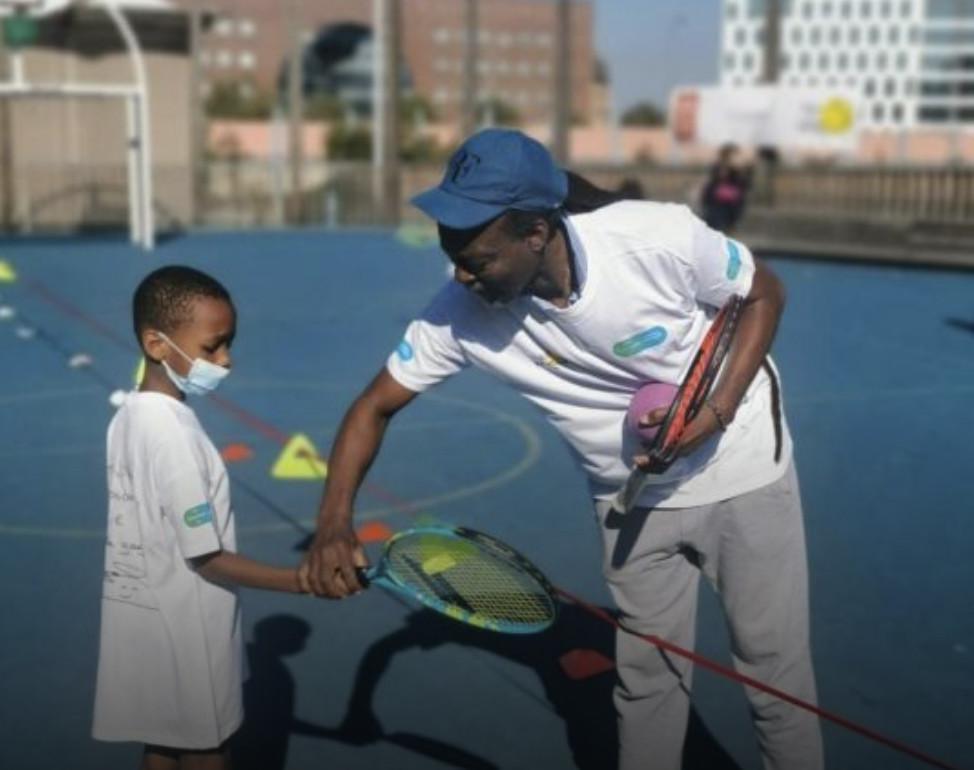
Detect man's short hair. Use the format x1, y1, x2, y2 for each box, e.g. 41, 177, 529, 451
132, 265, 233, 342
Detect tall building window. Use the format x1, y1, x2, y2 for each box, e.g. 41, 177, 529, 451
810, 26, 821, 44
927, 0, 974, 18
238, 18, 255, 38
891, 103, 903, 123
849, 27, 861, 44
860, 1, 872, 19
918, 105, 950, 122
214, 18, 233, 37
873, 102, 885, 121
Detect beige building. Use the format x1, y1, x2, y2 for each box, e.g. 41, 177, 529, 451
0, 3, 194, 232
175, 0, 596, 126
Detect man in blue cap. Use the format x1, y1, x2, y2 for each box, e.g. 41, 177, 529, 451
303, 128, 823, 770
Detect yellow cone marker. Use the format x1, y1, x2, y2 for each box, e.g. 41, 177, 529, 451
271, 433, 328, 480
0, 260, 16, 283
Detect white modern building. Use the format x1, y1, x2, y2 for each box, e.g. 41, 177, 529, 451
719, 0, 974, 128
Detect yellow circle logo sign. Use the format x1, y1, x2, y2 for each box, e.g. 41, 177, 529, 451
819, 97, 854, 134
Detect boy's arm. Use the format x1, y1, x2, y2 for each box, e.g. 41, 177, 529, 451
191, 551, 309, 594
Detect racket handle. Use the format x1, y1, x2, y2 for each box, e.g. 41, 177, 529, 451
355, 566, 374, 588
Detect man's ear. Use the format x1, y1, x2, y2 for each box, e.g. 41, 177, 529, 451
526, 217, 551, 253
141, 329, 168, 364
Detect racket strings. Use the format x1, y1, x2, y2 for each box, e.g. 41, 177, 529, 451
387, 537, 554, 625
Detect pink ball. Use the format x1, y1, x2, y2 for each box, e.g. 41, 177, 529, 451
626, 382, 679, 442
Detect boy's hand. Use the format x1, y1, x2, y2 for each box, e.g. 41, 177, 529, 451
302, 517, 368, 599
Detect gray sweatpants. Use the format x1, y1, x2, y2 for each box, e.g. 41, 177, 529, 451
594, 462, 824, 770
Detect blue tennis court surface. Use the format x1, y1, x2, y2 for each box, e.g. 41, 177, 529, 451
0, 230, 971, 770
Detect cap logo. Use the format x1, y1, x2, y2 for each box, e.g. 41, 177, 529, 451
449, 150, 481, 184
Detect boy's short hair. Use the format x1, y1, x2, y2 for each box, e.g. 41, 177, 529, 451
133, 265, 233, 343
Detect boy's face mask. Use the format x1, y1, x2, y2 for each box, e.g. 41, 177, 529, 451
157, 332, 230, 395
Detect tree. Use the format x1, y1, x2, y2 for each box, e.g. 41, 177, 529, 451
476, 97, 521, 127
621, 101, 665, 127
204, 79, 273, 120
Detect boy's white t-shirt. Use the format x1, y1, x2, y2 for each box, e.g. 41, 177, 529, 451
93, 391, 244, 749
387, 201, 791, 508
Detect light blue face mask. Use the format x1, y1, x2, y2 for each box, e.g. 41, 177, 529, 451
158, 332, 230, 396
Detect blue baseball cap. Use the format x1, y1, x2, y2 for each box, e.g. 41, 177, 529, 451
411, 128, 568, 230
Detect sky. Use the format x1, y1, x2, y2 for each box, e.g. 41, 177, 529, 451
592, 0, 723, 117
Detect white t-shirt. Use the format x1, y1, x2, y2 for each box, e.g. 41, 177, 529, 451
387, 201, 791, 508
93, 391, 244, 749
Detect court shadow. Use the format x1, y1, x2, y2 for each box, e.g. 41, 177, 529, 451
232, 615, 320, 770
232, 614, 499, 770
944, 317, 974, 336
338, 603, 742, 770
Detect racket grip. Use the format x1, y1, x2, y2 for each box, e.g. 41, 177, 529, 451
355, 566, 372, 588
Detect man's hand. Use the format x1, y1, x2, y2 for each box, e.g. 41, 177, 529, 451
631, 403, 724, 470
300, 517, 369, 598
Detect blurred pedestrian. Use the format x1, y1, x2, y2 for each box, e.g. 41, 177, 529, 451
700, 143, 751, 234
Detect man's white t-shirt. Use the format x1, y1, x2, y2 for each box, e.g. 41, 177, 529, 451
93, 391, 244, 749
387, 201, 791, 508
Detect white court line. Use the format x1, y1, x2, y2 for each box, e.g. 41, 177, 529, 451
0, 382, 544, 539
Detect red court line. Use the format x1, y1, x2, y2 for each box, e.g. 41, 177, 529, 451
27, 280, 134, 350
556, 588, 964, 770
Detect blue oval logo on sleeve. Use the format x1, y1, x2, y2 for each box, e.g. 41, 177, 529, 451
183, 502, 213, 528
613, 326, 667, 357
726, 239, 742, 280
396, 339, 414, 361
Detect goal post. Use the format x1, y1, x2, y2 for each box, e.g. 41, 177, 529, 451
0, 0, 155, 249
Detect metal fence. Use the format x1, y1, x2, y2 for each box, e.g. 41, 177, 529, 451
3, 160, 974, 234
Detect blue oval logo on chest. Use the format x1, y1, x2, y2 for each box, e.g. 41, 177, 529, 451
613, 326, 667, 357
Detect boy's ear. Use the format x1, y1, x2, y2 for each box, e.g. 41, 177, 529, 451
141, 329, 169, 364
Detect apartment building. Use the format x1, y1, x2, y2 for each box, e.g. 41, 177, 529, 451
719, 0, 974, 128
175, 0, 595, 125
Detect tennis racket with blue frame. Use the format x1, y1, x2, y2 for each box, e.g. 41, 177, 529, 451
357, 526, 558, 634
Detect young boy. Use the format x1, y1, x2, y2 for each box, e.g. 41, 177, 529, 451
93, 265, 310, 769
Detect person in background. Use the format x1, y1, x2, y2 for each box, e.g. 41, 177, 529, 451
700, 142, 752, 234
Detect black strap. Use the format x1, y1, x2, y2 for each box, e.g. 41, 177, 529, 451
762, 358, 783, 463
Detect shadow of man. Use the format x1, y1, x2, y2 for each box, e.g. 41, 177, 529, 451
333, 600, 742, 770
